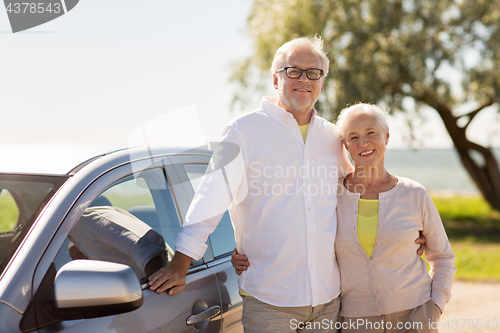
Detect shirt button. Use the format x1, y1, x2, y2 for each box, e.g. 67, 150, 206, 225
305, 180, 309, 183
309, 235, 313, 239
307, 207, 311, 211
310, 264, 313, 267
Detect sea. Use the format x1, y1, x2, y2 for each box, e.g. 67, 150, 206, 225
384, 147, 500, 195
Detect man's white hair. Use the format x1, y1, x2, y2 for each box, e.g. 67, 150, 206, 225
271, 36, 329, 76
336, 103, 389, 139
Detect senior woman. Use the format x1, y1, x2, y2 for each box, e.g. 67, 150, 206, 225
332, 103, 455, 332
232, 103, 456, 332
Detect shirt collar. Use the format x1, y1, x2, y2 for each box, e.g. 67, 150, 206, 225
261, 96, 317, 126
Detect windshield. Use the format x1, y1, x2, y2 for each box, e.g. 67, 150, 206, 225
0, 174, 66, 275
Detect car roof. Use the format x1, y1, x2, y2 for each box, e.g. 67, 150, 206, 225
0, 143, 211, 176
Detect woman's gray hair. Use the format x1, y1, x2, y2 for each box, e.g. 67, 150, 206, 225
336, 103, 389, 139
271, 36, 329, 76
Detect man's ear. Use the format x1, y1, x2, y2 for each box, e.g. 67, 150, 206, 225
273, 74, 278, 89
385, 129, 390, 145
320, 78, 325, 92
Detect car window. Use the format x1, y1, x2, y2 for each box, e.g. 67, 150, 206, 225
0, 175, 65, 276
184, 163, 236, 258
53, 167, 181, 280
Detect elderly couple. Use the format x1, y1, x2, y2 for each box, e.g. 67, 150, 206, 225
148, 36, 456, 332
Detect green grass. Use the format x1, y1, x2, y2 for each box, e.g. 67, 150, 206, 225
432, 196, 500, 242
422, 241, 500, 282
0, 195, 18, 232
432, 196, 498, 221
431, 196, 500, 282
450, 242, 500, 282
105, 195, 154, 211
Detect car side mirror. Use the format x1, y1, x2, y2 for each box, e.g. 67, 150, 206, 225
20, 260, 144, 332
53, 260, 143, 319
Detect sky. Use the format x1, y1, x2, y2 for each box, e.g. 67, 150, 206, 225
1, 0, 499, 151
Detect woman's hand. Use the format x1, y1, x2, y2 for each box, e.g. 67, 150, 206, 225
231, 248, 250, 275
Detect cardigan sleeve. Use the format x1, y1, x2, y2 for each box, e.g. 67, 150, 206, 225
421, 190, 457, 312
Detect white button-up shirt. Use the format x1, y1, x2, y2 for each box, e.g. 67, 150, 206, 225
176, 97, 353, 307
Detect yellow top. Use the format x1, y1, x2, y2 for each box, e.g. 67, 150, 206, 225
239, 289, 252, 297
299, 124, 309, 143
357, 199, 379, 258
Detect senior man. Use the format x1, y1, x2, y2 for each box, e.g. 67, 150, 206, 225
148, 36, 349, 332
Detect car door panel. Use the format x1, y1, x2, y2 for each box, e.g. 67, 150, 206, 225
34, 157, 223, 332
39, 268, 222, 333
167, 155, 243, 333
207, 259, 243, 333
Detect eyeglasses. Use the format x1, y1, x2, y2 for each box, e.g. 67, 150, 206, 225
276, 67, 324, 80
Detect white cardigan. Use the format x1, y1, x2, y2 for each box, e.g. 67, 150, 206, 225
335, 176, 456, 317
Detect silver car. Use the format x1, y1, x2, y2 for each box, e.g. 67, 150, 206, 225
0, 144, 243, 333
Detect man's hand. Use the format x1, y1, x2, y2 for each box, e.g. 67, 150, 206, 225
415, 232, 426, 256
148, 251, 192, 295
231, 248, 250, 275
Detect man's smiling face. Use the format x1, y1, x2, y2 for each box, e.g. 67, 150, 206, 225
273, 47, 325, 116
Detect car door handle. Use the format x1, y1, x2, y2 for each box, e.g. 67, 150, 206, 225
186, 305, 221, 325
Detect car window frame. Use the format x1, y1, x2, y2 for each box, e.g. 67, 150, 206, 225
168, 153, 238, 262
167, 154, 217, 263
33, 156, 208, 292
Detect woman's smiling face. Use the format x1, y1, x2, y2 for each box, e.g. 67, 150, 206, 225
342, 111, 389, 170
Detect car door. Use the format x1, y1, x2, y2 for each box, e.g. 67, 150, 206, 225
168, 154, 243, 333
33, 156, 223, 333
